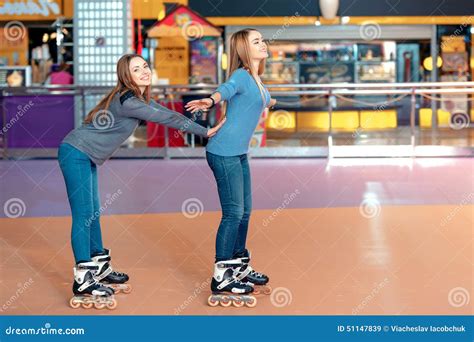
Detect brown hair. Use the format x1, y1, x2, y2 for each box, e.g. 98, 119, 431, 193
83, 54, 151, 124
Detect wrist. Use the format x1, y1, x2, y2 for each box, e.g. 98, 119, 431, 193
208, 96, 215, 108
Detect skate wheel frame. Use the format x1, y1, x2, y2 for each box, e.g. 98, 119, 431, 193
69, 296, 117, 310
207, 296, 219, 307
82, 302, 94, 309
109, 283, 132, 294
207, 294, 257, 308
69, 297, 81, 309
246, 297, 257, 307
254, 285, 272, 296
232, 299, 244, 307
220, 296, 232, 307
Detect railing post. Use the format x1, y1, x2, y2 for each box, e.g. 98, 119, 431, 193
327, 88, 333, 159
163, 89, 170, 160
410, 88, 416, 157
430, 24, 438, 130
1, 90, 7, 159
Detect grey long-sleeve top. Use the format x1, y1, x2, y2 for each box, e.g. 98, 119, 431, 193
62, 90, 208, 165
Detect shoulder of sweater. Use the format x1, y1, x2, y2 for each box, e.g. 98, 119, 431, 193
231, 68, 251, 79
229, 68, 252, 89
119, 90, 136, 105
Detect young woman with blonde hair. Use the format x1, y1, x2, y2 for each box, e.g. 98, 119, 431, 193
186, 28, 277, 307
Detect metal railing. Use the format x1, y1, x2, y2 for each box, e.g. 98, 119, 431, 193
1, 82, 473, 159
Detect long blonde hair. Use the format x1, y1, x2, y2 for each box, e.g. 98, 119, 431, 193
228, 28, 266, 77
225, 28, 267, 113
84, 54, 151, 124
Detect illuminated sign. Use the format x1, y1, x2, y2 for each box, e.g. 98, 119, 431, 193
0, 0, 61, 17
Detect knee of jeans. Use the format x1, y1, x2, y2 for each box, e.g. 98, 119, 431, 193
241, 208, 251, 221
72, 211, 97, 228
222, 206, 244, 221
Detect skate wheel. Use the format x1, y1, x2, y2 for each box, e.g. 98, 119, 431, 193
106, 299, 117, 310
69, 298, 81, 309
245, 297, 257, 308
207, 296, 219, 307
253, 289, 261, 296
94, 302, 106, 309
122, 285, 132, 294
82, 302, 94, 309
232, 299, 244, 307
220, 296, 232, 307
263, 285, 272, 295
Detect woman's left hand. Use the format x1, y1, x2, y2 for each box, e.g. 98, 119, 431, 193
207, 117, 226, 137
185, 98, 213, 114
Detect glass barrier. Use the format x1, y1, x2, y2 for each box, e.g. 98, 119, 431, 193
1, 82, 472, 158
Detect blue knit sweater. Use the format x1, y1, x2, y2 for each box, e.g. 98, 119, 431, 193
206, 68, 270, 156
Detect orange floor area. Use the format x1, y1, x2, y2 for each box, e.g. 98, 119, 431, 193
0, 205, 472, 315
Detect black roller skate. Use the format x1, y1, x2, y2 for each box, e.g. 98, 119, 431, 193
92, 249, 131, 294
70, 261, 117, 310
208, 258, 257, 308
235, 250, 271, 295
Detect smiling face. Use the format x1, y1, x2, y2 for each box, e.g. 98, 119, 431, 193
247, 30, 268, 60
129, 56, 151, 87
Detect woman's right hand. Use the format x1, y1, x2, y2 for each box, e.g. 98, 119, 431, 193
207, 117, 226, 138
185, 98, 213, 114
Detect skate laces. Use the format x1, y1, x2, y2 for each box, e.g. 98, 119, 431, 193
242, 263, 266, 279
233, 278, 251, 288
230, 268, 251, 287
249, 269, 266, 278
111, 270, 126, 277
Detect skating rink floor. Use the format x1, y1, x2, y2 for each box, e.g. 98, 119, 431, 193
0, 157, 472, 315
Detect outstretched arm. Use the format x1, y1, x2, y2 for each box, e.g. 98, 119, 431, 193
185, 69, 248, 114
121, 95, 225, 137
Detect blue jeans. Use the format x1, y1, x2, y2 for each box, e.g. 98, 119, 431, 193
206, 152, 252, 262
58, 143, 104, 264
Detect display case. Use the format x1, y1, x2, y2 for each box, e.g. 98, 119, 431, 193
357, 61, 396, 83
266, 41, 398, 84
300, 61, 355, 83
262, 60, 299, 84
356, 42, 396, 83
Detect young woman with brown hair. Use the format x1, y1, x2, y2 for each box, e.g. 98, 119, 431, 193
59, 54, 225, 309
